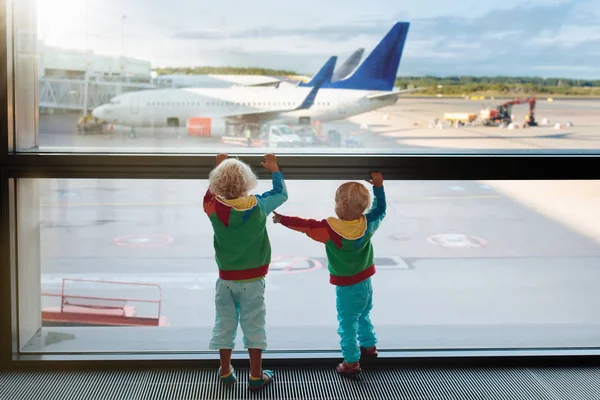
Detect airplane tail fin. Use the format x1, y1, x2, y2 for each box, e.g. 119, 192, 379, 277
299, 48, 363, 88
295, 56, 336, 110
301, 55, 337, 88
332, 48, 364, 82
303, 22, 409, 91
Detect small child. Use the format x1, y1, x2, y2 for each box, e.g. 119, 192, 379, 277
203, 153, 287, 391
273, 172, 386, 377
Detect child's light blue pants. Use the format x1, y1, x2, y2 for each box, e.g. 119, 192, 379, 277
209, 278, 267, 350
335, 278, 377, 363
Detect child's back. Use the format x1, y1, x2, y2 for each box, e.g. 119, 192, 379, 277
204, 154, 287, 391
273, 172, 386, 376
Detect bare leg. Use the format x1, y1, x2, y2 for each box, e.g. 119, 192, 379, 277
219, 349, 233, 376
248, 348, 262, 378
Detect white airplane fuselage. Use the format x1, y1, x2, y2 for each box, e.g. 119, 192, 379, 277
92, 86, 397, 135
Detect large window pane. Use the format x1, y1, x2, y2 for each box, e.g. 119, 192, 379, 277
13, 0, 600, 153
19, 178, 600, 353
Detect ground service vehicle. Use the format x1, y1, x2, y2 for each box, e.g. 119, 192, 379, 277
480, 97, 537, 127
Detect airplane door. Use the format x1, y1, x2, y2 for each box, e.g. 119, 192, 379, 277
130, 97, 139, 114
338, 102, 347, 115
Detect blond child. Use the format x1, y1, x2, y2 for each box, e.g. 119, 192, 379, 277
203, 153, 287, 391
273, 172, 386, 376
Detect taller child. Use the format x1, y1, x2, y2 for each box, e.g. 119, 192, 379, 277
204, 153, 287, 391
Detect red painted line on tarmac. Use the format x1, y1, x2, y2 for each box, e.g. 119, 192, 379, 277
271, 255, 324, 274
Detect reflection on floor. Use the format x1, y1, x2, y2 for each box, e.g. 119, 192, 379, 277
22, 323, 600, 353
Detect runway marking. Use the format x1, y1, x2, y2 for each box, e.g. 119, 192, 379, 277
114, 234, 174, 248
41, 202, 185, 208
270, 256, 324, 274
427, 234, 487, 248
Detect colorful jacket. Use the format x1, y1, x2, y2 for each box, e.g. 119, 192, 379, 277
203, 172, 288, 280
279, 185, 386, 286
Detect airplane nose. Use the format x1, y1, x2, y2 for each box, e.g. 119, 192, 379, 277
92, 105, 108, 120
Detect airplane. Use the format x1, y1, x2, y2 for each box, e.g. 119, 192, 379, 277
92, 22, 412, 137
332, 48, 364, 82
152, 48, 365, 89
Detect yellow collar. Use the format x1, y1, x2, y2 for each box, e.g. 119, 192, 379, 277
218, 195, 257, 211
326, 216, 367, 239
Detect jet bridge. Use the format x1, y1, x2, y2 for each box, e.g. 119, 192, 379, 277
38, 73, 155, 113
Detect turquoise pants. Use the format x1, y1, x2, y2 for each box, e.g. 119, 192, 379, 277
209, 278, 267, 350
335, 278, 377, 363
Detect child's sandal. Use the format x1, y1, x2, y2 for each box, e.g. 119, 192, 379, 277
248, 369, 274, 391
360, 346, 378, 358
219, 366, 237, 386
336, 362, 361, 377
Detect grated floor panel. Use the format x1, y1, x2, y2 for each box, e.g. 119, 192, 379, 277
1, 366, 599, 400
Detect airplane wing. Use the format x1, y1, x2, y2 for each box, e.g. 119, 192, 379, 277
366, 87, 425, 100
224, 56, 337, 123
332, 48, 364, 82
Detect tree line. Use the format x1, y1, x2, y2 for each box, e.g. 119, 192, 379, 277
154, 68, 600, 96
395, 76, 600, 96
155, 66, 298, 76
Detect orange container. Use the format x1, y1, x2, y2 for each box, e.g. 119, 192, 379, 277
187, 117, 212, 136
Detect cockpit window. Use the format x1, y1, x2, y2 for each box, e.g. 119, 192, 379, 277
109, 99, 121, 105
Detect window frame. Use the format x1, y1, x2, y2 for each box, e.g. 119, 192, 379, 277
2, 0, 600, 369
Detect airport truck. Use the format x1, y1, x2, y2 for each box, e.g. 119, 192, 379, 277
261, 124, 303, 148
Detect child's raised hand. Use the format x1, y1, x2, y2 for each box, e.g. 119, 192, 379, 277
272, 211, 282, 224
261, 153, 280, 173
216, 154, 228, 166
367, 172, 384, 187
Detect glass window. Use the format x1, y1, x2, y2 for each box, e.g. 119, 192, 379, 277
18, 178, 600, 353
14, 0, 598, 153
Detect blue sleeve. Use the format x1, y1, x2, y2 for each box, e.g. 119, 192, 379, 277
256, 172, 288, 216
365, 186, 386, 234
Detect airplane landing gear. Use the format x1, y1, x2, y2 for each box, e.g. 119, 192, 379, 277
128, 128, 136, 139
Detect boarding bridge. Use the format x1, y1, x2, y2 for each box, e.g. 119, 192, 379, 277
38, 75, 155, 113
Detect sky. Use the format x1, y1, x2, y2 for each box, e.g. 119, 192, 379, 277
36, 0, 600, 79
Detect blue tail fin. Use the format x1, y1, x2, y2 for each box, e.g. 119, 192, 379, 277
302, 55, 337, 88
303, 22, 409, 91
295, 56, 336, 110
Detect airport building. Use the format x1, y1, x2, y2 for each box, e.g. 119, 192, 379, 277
38, 42, 152, 82
38, 43, 155, 113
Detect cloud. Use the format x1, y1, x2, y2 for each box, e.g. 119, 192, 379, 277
163, 0, 600, 78
398, 1, 600, 78
174, 24, 387, 42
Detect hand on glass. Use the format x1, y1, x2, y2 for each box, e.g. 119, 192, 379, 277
367, 172, 384, 187
261, 153, 280, 173
216, 154, 228, 166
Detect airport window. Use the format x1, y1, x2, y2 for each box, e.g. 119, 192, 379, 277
14, 178, 600, 354
2, 0, 600, 367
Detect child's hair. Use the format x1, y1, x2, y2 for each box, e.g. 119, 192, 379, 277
209, 158, 258, 199
335, 182, 370, 219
